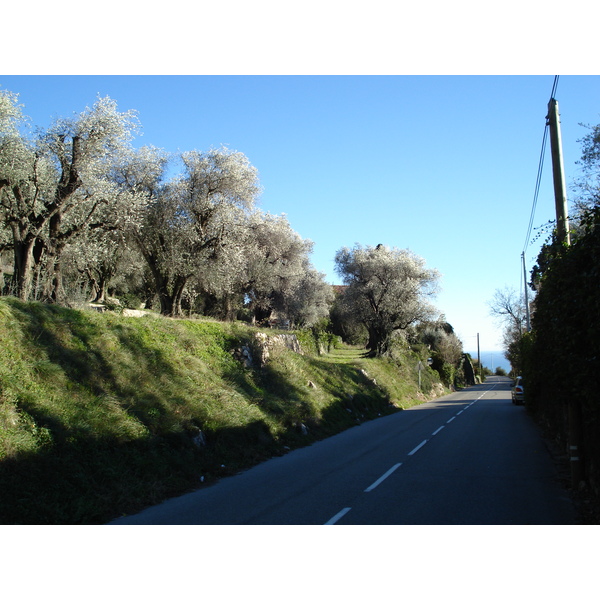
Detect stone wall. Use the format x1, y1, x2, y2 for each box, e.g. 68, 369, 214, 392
233, 332, 304, 368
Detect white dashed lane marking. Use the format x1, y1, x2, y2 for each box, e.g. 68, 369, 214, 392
324, 383, 500, 523
364, 463, 402, 492
408, 440, 428, 456
324, 507, 352, 525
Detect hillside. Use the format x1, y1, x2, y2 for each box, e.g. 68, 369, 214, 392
0, 297, 445, 524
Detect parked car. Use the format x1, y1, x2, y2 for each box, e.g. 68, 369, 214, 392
511, 376, 525, 405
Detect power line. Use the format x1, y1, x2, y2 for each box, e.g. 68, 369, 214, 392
523, 126, 548, 253
550, 74, 560, 99
522, 76, 560, 255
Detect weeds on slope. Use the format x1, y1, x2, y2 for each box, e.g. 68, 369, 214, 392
0, 298, 441, 524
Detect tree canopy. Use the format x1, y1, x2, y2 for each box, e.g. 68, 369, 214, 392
334, 243, 439, 356
2, 87, 453, 365
0, 89, 331, 327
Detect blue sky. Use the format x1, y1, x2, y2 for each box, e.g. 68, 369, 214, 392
2, 75, 599, 355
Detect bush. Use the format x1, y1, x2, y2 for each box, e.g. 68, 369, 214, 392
525, 207, 600, 496
119, 293, 143, 310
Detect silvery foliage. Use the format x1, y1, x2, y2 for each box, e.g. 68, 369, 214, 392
335, 243, 440, 354
0, 91, 150, 299
40, 96, 147, 231
197, 208, 328, 324
241, 212, 312, 309
418, 321, 463, 366
189, 203, 249, 297
61, 225, 146, 303
175, 146, 261, 276
284, 266, 334, 328
2, 91, 329, 322
0, 92, 23, 278
68, 144, 170, 300
134, 146, 263, 314
0, 91, 39, 234
1, 91, 58, 297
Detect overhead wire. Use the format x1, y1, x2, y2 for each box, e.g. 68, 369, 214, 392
523, 126, 549, 253
550, 75, 559, 100
522, 75, 560, 255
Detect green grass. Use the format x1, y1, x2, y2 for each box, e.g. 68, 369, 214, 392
0, 297, 445, 524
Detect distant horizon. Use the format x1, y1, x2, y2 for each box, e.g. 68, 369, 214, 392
465, 349, 511, 373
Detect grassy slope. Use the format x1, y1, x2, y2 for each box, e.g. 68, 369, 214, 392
0, 297, 444, 524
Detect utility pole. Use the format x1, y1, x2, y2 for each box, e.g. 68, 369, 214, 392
547, 95, 582, 487
547, 98, 571, 245
477, 333, 481, 381
522, 252, 531, 332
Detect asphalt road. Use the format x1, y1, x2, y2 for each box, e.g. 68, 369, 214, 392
109, 376, 576, 525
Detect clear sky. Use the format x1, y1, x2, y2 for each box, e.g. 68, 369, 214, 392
2, 74, 599, 352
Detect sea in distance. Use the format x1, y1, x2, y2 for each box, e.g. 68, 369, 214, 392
464, 349, 512, 375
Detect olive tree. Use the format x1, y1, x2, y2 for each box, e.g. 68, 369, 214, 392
283, 265, 334, 328
239, 212, 315, 324
414, 319, 463, 386
334, 243, 440, 356
0, 89, 41, 298
0, 92, 146, 301
418, 320, 463, 365
134, 147, 261, 316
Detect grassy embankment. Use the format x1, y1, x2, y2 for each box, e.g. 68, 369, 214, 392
0, 297, 444, 524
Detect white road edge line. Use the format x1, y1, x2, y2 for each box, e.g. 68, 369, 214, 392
324, 507, 352, 525
408, 440, 428, 456
364, 463, 402, 492
432, 425, 445, 436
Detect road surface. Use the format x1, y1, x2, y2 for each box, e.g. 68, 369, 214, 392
109, 376, 576, 524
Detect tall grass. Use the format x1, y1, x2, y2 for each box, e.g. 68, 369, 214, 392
0, 297, 442, 524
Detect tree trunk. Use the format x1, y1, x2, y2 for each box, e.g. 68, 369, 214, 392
158, 291, 175, 316
90, 276, 107, 303
170, 275, 189, 317
12, 237, 36, 301
154, 275, 189, 317
365, 323, 391, 357
223, 294, 237, 322
42, 212, 66, 303
46, 255, 65, 303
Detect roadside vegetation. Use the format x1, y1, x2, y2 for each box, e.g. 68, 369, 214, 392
489, 118, 600, 515
0, 297, 454, 524
0, 88, 475, 524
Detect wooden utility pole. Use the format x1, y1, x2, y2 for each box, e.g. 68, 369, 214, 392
522, 252, 531, 332
547, 96, 582, 487
477, 333, 481, 381
547, 98, 571, 245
